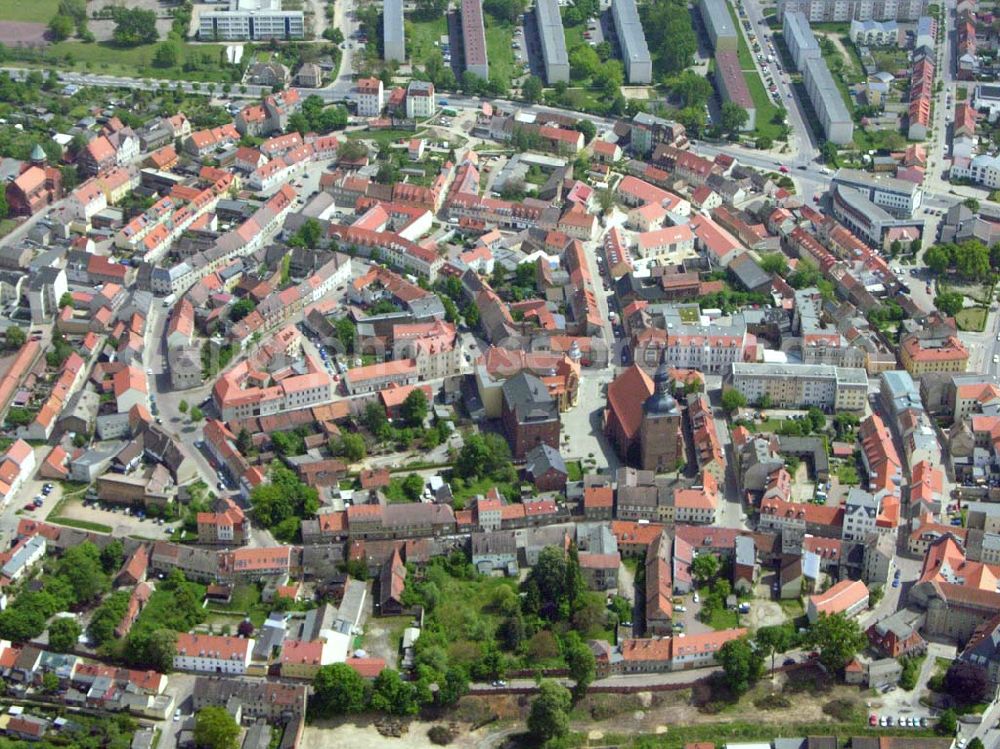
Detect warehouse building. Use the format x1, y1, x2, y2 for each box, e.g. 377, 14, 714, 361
714, 51, 756, 130
783, 11, 821, 68
461, 0, 490, 80
535, 0, 570, 83
802, 56, 854, 144
699, 0, 738, 52
612, 0, 652, 84
198, 0, 304, 40
384, 0, 405, 62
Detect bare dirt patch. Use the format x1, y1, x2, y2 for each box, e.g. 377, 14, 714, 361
0, 22, 47, 46
303, 719, 480, 749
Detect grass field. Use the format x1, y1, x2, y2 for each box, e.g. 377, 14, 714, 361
727, 1, 757, 70
0, 219, 17, 239
0, 0, 58, 22
743, 71, 783, 140
406, 16, 448, 65
37, 41, 235, 82
48, 517, 113, 534
836, 462, 860, 486
485, 22, 516, 84
956, 306, 988, 332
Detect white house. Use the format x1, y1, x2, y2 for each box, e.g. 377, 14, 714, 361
0, 440, 36, 507
174, 633, 254, 675
1, 535, 46, 582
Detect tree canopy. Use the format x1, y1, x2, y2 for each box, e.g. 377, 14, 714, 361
808, 612, 866, 673
716, 637, 765, 695
193, 707, 240, 749
311, 663, 370, 717
527, 680, 572, 744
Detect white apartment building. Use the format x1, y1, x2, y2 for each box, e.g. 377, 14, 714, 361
405, 81, 436, 119
727, 362, 869, 411
199, 0, 304, 40
841, 487, 880, 541
832, 168, 923, 217
174, 633, 254, 675
355, 77, 384, 117
951, 154, 1000, 189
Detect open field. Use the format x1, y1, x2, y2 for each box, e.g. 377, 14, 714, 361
485, 22, 516, 84
0, 22, 47, 46
12, 41, 235, 82
956, 306, 988, 332
0, 0, 59, 22
406, 16, 448, 65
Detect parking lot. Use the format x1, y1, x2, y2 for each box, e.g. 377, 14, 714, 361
58, 496, 175, 540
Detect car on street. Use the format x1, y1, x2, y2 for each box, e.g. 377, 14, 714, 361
779, 165, 789, 173
869, 715, 878, 726
23, 503, 34, 512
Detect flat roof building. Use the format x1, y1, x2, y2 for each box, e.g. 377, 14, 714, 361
832, 167, 922, 216
612, 0, 652, 83
714, 51, 756, 130
783, 11, 821, 69
383, 0, 405, 62
777, 0, 928, 22
700, 0, 738, 52
535, 0, 570, 83
461, 0, 490, 80
198, 0, 304, 40
802, 56, 854, 145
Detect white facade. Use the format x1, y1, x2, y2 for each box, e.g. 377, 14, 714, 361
199, 0, 304, 40
174, 634, 254, 675
355, 79, 385, 117
951, 154, 1000, 189
728, 362, 869, 410
405, 82, 436, 119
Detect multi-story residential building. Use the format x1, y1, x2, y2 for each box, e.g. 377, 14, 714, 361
192, 679, 307, 721
784, 11, 821, 67
198, 0, 304, 40
673, 471, 720, 525
612, 0, 652, 83
197, 497, 248, 546
726, 362, 868, 411
802, 56, 854, 144
951, 154, 1000, 189
383, 0, 405, 62
501, 372, 561, 460
460, 0, 489, 79
700, 0, 738, 51
842, 487, 881, 541
777, 0, 928, 22
715, 51, 757, 130
850, 18, 899, 44
536, 0, 570, 83
174, 633, 254, 674
900, 333, 969, 375
406, 80, 437, 119
355, 77, 384, 117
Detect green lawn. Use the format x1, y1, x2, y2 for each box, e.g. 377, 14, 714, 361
405, 16, 448, 64
48, 517, 112, 534
0, 0, 58, 22
956, 306, 988, 332
36, 41, 235, 82
485, 22, 516, 84
566, 460, 583, 482
726, 1, 757, 70
836, 462, 860, 486
351, 128, 424, 146
565, 23, 585, 52
810, 22, 851, 34
957, 86, 968, 101
744, 70, 783, 141
0, 219, 17, 239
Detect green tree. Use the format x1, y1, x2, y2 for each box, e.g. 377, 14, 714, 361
944, 660, 989, 705
56, 543, 109, 605
754, 624, 796, 674
190, 406, 204, 422
963, 197, 981, 212
455, 432, 512, 480
968, 739, 985, 749
111, 7, 159, 45
48, 617, 81, 652
936, 708, 958, 736
400, 388, 429, 427
669, 70, 713, 108
716, 637, 765, 695
311, 663, 370, 717
720, 102, 749, 134
153, 40, 181, 68
564, 632, 596, 697
721, 388, 747, 413
690, 553, 720, 585
288, 217, 323, 248
759, 253, 789, 275
575, 119, 597, 144
229, 297, 255, 322
335, 432, 366, 462
100, 539, 124, 574
139, 628, 178, 673
934, 292, 964, 316
401, 473, 425, 501
923, 244, 953, 275
569, 44, 601, 80
179, 400, 189, 413
41, 671, 60, 693
808, 612, 866, 673
48, 14, 74, 41
370, 668, 419, 715
4, 326, 25, 350
527, 680, 572, 744
522, 75, 543, 103
193, 706, 240, 749
806, 406, 826, 433
59, 292, 74, 309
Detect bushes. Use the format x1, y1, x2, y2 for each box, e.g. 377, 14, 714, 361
899, 655, 924, 691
